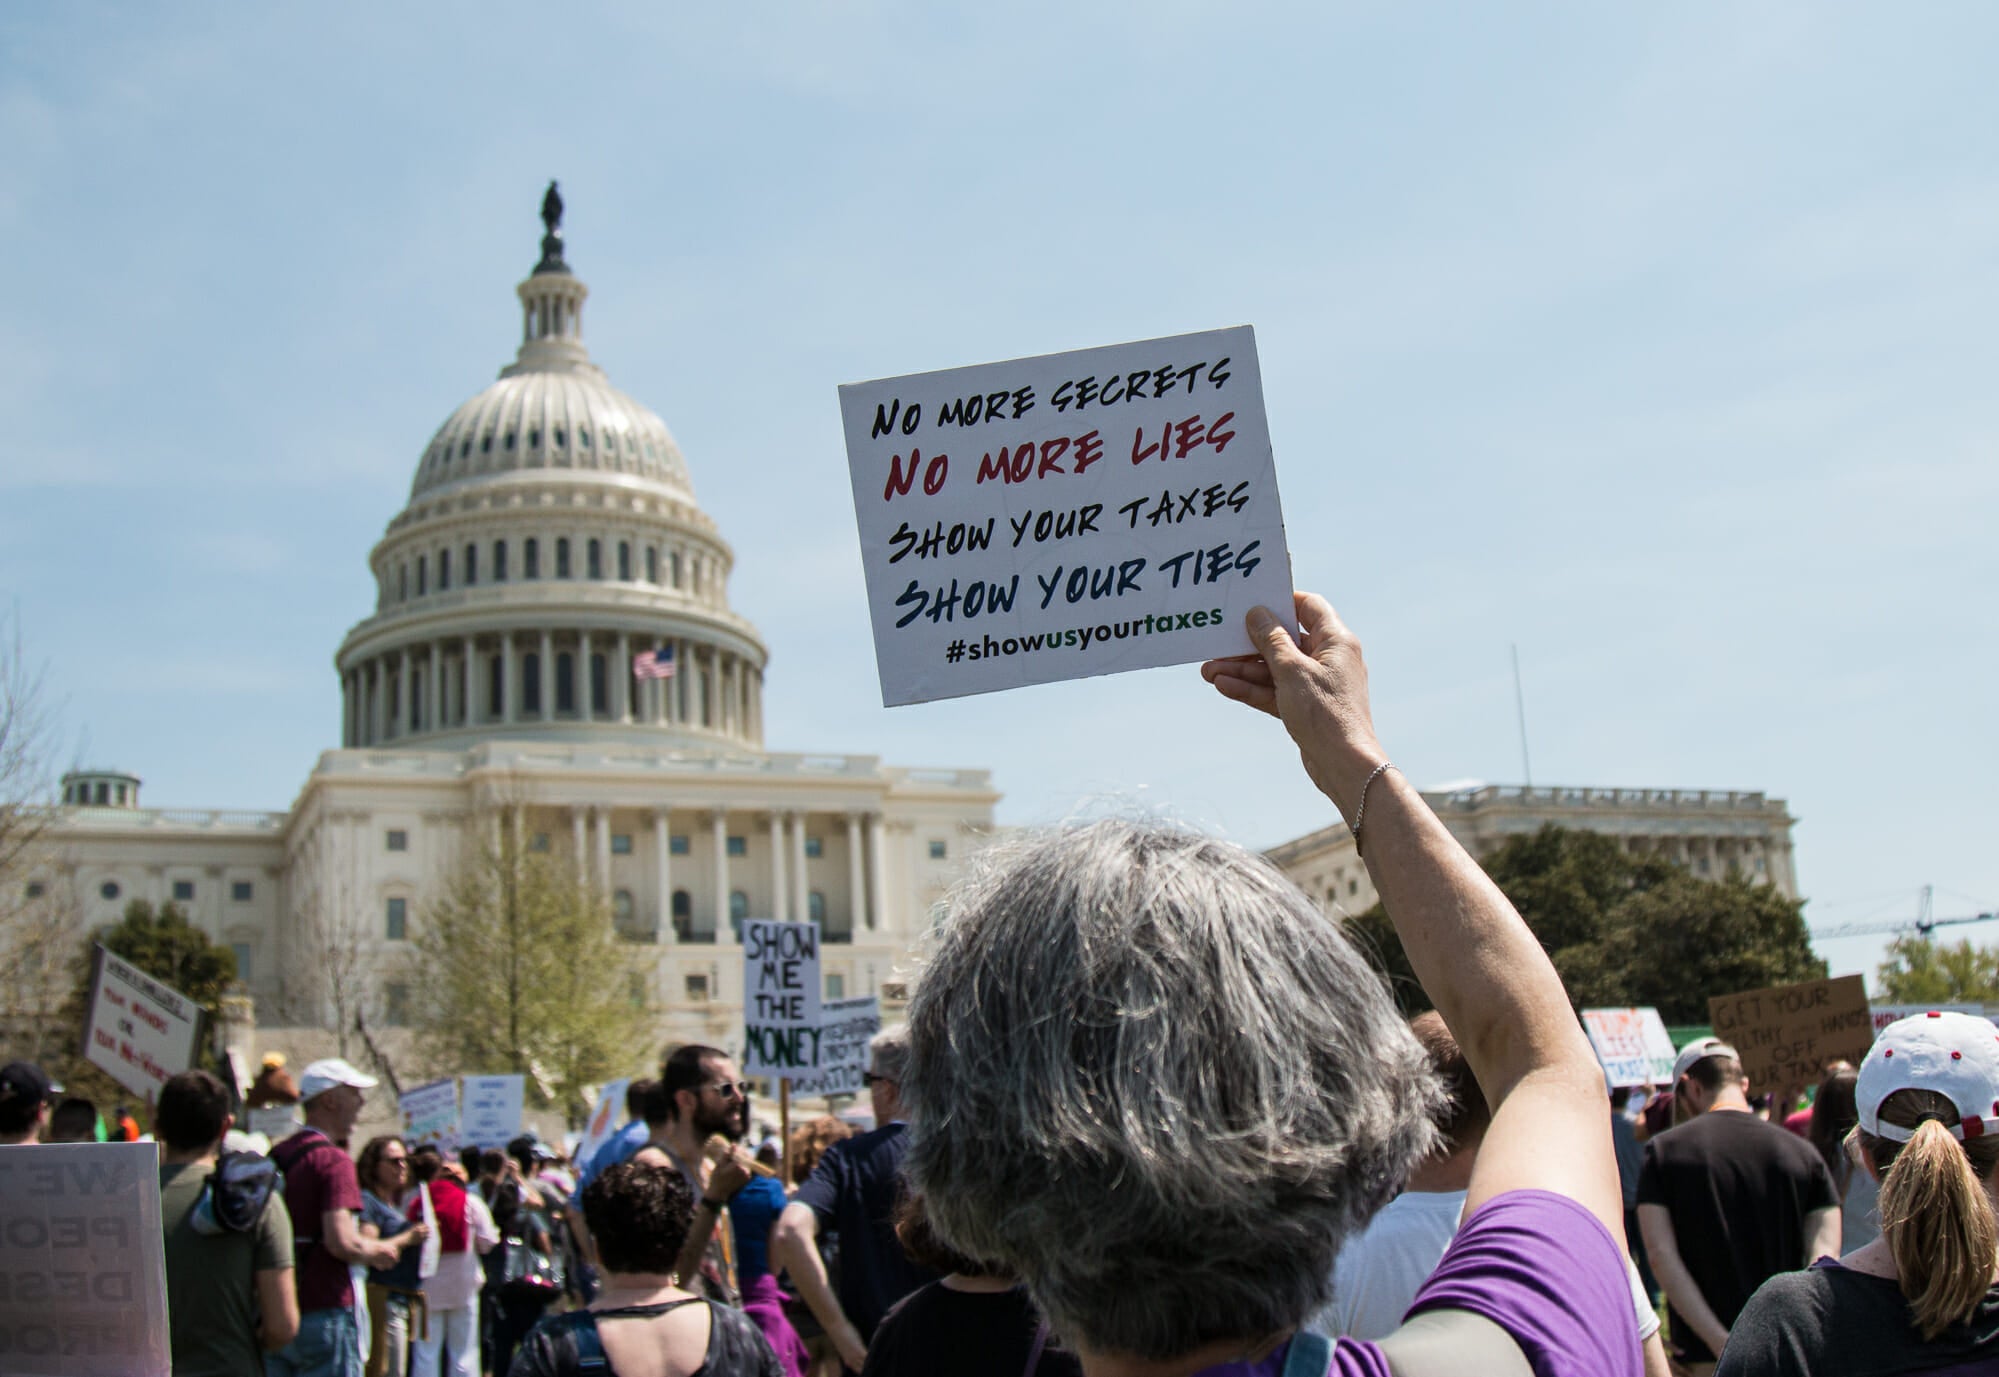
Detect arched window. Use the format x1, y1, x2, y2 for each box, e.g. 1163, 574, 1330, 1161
729, 889, 749, 940
417, 556, 428, 596
493, 540, 508, 581
671, 888, 692, 942
645, 547, 658, 583
587, 539, 602, 579
439, 549, 451, 591
556, 539, 571, 578
555, 652, 575, 714
617, 542, 632, 582
524, 538, 539, 579
488, 655, 504, 716
808, 891, 826, 924
522, 653, 541, 713
464, 544, 477, 585
590, 654, 607, 715
671, 551, 683, 588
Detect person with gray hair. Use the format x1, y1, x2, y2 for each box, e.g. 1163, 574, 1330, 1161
901, 592, 1643, 1377
773, 1025, 936, 1372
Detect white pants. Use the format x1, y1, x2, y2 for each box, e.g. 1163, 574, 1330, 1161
408, 1301, 478, 1377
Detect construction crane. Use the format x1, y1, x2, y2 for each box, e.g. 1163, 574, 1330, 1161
1810, 885, 1999, 942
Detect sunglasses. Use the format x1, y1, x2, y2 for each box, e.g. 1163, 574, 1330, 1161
707, 1080, 752, 1100
861, 1072, 896, 1088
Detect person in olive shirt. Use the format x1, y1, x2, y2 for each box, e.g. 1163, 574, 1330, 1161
157, 1068, 299, 1375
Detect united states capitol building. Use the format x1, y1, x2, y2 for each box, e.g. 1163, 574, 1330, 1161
23, 191, 996, 1059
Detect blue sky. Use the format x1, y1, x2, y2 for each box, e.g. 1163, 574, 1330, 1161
2, 5, 1994, 985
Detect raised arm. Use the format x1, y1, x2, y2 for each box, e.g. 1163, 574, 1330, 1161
1204, 592, 1623, 1238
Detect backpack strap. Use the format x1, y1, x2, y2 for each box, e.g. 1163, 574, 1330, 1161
571, 1313, 610, 1373
1280, 1329, 1333, 1377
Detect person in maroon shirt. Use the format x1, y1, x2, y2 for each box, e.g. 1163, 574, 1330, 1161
269, 1058, 405, 1377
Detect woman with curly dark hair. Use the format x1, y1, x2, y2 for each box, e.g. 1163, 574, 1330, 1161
509, 1160, 781, 1377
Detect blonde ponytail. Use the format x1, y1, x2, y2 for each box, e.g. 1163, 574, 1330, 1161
1874, 1114, 1999, 1340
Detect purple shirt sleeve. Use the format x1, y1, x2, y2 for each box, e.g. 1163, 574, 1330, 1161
1406, 1190, 1641, 1377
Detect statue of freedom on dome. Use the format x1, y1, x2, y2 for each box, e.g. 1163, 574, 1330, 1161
536, 179, 567, 273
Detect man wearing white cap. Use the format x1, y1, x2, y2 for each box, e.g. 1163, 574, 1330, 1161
269, 1058, 405, 1377
1637, 1037, 1841, 1375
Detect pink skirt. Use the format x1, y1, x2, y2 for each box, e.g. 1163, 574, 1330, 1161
740, 1272, 810, 1377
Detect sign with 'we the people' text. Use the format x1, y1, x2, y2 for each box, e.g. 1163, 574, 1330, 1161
840, 327, 1295, 705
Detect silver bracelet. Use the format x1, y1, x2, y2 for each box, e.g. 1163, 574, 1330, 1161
1350, 762, 1397, 858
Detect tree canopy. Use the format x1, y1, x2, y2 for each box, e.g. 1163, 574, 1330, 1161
408, 812, 652, 1116
1875, 934, 1999, 1005
1344, 824, 1824, 1023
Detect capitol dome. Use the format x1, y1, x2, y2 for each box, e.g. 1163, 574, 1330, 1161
334, 185, 768, 753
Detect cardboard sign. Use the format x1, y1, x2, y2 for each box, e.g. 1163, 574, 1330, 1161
1581, 1007, 1679, 1088
840, 326, 1295, 705
458, 1075, 524, 1149
400, 1078, 459, 1151
742, 919, 823, 1077
1708, 975, 1874, 1095
81, 947, 204, 1101
0, 1142, 172, 1375
574, 1077, 632, 1170
787, 997, 882, 1099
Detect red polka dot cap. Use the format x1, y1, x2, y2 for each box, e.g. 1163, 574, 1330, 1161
1856, 1011, 1999, 1143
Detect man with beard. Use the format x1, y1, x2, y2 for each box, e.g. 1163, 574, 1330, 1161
633, 1044, 757, 1304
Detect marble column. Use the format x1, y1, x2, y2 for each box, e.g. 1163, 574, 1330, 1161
540, 631, 555, 720
845, 814, 865, 938
768, 812, 787, 922
429, 642, 443, 733
369, 664, 385, 745
500, 632, 514, 724
614, 632, 630, 722
594, 807, 612, 892
791, 811, 809, 926
866, 812, 886, 932
711, 809, 730, 939
654, 810, 672, 943
399, 648, 413, 736
572, 807, 587, 883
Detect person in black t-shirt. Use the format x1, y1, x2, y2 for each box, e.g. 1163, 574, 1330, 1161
1636, 1039, 1840, 1373
773, 1028, 937, 1374
862, 1194, 1079, 1377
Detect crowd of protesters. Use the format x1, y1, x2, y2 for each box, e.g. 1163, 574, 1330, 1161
4, 593, 1999, 1376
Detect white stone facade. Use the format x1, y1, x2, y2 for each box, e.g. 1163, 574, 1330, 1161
16, 199, 996, 1066
1267, 783, 1799, 918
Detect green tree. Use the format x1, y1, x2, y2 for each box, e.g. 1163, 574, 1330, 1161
1875, 935, 1999, 1005
1344, 825, 1823, 1023
409, 808, 651, 1118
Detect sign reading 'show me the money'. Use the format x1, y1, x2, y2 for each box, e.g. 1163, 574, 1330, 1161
839, 326, 1295, 706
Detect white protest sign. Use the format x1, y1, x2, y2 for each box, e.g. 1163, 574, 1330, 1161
81, 947, 204, 1101
1581, 1007, 1679, 1088
400, 1078, 460, 1151
574, 1077, 631, 1170
1869, 1003, 1985, 1035
787, 997, 882, 1099
840, 326, 1294, 706
246, 1106, 300, 1143
458, 1075, 525, 1149
417, 1183, 440, 1281
742, 919, 822, 1078
0, 1142, 171, 1376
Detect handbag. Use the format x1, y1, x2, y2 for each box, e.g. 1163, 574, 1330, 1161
497, 1231, 561, 1300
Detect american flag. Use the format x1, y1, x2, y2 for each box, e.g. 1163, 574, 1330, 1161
632, 644, 677, 679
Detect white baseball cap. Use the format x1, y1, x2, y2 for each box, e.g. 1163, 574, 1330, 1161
1671, 1036, 1740, 1085
299, 1058, 378, 1101
1857, 1010, 1999, 1143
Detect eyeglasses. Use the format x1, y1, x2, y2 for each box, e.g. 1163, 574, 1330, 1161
706, 1080, 751, 1100
384, 1156, 409, 1167
861, 1072, 896, 1088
